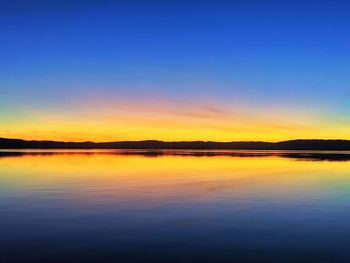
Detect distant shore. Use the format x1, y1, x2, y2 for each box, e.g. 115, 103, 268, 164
1, 138, 350, 150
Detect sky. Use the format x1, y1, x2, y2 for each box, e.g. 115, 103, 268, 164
1, 0, 350, 142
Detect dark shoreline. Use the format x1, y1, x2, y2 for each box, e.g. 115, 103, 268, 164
2, 138, 350, 150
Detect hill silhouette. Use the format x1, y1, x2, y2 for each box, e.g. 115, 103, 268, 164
1, 138, 350, 150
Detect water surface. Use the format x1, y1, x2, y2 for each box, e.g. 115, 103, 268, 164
1, 150, 350, 262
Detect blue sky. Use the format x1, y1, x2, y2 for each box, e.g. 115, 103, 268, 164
1, 0, 349, 141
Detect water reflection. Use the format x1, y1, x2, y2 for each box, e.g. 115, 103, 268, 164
1, 150, 350, 262
1, 149, 350, 161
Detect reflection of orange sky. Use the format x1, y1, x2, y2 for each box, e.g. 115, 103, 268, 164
2, 97, 350, 141
1, 153, 350, 204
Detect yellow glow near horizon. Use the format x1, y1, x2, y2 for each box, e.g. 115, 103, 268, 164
1, 98, 349, 142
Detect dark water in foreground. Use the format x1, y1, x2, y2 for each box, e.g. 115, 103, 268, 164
1, 150, 350, 263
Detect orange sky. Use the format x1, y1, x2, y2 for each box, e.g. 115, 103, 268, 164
1, 97, 349, 142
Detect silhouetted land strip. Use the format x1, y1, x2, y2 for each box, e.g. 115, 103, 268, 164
1, 138, 350, 150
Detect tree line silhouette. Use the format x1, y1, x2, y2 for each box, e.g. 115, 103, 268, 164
1, 138, 350, 150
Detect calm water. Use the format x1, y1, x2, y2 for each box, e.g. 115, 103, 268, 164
1, 150, 350, 263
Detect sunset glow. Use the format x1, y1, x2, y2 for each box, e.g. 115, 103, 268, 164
2, 96, 350, 142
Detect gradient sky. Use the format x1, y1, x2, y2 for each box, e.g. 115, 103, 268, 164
1, 0, 350, 142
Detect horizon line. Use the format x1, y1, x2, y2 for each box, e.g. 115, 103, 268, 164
2, 137, 350, 144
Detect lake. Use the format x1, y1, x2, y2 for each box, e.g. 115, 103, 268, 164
1, 150, 350, 262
